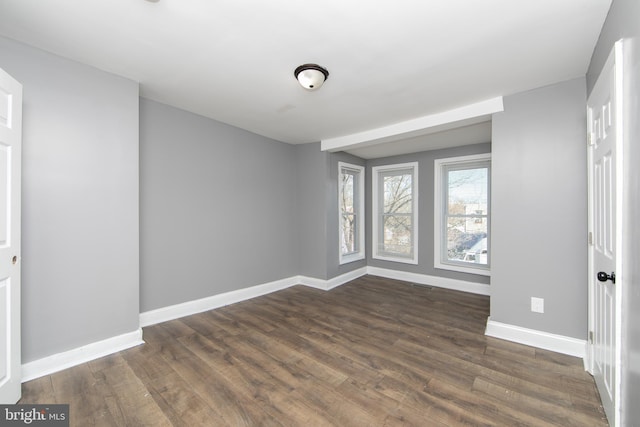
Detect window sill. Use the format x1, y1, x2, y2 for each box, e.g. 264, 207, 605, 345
435, 261, 491, 277
373, 254, 418, 265
339, 253, 365, 265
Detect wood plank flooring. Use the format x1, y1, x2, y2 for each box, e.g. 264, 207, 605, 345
20, 275, 608, 426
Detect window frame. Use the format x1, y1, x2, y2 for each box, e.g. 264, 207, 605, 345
372, 162, 419, 265
338, 162, 365, 265
434, 153, 491, 276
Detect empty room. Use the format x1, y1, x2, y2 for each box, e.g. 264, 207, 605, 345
0, 0, 639, 425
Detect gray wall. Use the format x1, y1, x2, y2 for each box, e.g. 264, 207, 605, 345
366, 144, 492, 285
491, 77, 587, 339
140, 99, 298, 312
294, 143, 329, 279
0, 37, 140, 363
587, 0, 640, 423
294, 143, 367, 280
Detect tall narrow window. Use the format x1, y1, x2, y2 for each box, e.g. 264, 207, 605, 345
434, 153, 490, 275
339, 162, 365, 264
372, 162, 418, 264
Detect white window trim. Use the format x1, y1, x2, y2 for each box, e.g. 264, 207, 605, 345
339, 162, 365, 264
434, 153, 491, 276
372, 162, 419, 265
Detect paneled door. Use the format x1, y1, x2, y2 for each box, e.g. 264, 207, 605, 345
0, 67, 22, 404
587, 41, 623, 427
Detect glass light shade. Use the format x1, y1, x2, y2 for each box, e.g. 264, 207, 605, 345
297, 69, 325, 90
294, 64, 329, 91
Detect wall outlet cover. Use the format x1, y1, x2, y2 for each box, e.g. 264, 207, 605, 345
531, 297, 544, 313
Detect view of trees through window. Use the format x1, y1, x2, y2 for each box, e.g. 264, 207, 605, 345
340, 170, 356, 255
445, 166, 489, 265
381, 171, 413, 257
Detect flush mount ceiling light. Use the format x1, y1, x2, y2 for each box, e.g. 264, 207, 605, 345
294, 64, 329, 91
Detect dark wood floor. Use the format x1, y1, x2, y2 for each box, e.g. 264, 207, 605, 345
20, 275, 608, 426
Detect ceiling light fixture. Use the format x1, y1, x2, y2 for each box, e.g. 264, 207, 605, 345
294, 64, 329, 91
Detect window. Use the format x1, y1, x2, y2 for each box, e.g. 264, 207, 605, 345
339, 162, 365, 264
434, 153, 490, 275
372, 162, 418, 264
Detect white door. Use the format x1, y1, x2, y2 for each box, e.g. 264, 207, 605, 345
0, 68, 22, 404
587, 41, 623, 427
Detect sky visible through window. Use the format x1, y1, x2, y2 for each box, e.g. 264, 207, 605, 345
448, 168, 487, 205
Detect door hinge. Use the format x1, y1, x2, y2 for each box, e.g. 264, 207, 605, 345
588, 231, 593, 246
587, 132, 594, 146
589, 331, 594, 343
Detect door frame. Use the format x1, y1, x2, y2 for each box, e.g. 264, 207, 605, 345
586, 39, 624, 426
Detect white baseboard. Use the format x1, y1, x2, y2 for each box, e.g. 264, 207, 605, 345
326, 267, 368, 290
583, 345, 592, 372
299, 267, 368, 291
485, 318, 587, 358
140, 276, 299, 327
140, 268, 369, 327
366, 266, 491, 295
21, 328, 144, 383
140, 268, 370, 328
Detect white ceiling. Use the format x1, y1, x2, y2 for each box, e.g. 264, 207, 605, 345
0, 0, 611, 154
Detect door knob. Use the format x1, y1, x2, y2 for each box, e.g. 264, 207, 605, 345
597, 271, 615, 284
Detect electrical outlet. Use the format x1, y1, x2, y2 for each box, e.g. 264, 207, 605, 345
531, 297, 544, 313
